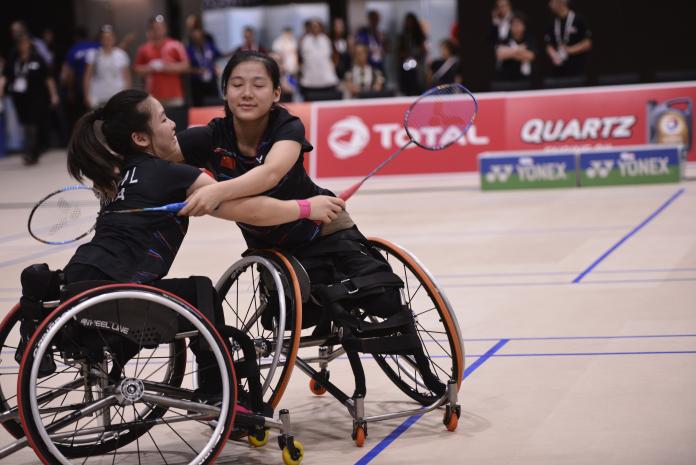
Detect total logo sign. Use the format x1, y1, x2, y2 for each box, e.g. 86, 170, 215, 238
327, 116, 371, 159
327, 115, 490, 159
316, 98, 499, 177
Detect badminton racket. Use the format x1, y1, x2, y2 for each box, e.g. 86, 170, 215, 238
28, 185, 186, 245
339, 83, 478, 201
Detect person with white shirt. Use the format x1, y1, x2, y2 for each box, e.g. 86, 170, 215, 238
490, 0, 513, 43
299, 19, 339, 98
272, 27, 299, 76
83, 25, 131, 109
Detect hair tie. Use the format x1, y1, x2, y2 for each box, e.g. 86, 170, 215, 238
93, 107, 105, 121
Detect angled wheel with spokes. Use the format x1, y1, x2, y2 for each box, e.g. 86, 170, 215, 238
0, 303, 24, 439
216, 251, 302, 410
17, 284, 237, 465
367, 238, 465, 406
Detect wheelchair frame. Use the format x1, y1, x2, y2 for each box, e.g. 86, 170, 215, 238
0, 283, 304, 465
215, 237, 465, 447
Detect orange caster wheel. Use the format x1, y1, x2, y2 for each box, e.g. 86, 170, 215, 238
443, 405, 461, 432
309, 378, 327, 396
353, 425, 366, 447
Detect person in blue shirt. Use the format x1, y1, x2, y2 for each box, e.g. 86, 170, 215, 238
61, 27, 99, 134
186, 26, 222, 106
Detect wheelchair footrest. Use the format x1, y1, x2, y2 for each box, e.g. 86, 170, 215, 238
342, 332, 421, 354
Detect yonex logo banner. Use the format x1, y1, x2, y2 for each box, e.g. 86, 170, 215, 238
479, 152, 577, 190
579, 146, 682, 186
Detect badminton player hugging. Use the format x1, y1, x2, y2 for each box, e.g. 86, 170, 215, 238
173, 50, 354, 250
63, 88, 342, 284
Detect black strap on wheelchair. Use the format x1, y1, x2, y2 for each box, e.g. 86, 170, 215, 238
321, 271, 404, 303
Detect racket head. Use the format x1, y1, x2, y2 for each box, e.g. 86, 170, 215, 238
28, 186, 102, 245
404, 83, 478, 151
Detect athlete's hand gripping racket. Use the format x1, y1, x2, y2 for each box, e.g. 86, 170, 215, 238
28, 185, 186, 245
338, 83, 478, 201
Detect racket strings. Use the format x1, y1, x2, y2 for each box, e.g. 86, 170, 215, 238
29, 187, 102, 245
405, 85, 477, 150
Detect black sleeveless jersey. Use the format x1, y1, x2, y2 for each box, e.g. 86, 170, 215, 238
66, 153, 201, 283
177, 106, 334, 250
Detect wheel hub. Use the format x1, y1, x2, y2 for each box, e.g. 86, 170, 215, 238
119, 378, 144, 403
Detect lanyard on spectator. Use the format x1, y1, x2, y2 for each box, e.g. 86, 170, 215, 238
554, 10, 575, 45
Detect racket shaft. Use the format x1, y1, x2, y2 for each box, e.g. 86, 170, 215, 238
113, 202, 187, 214
338, 141, 412, 200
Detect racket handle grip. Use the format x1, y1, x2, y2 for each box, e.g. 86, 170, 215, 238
339, 182, 361, 201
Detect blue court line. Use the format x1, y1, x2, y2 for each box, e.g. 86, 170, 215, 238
572, 188, 686, 283
460, 333, 696, 342
443, 276, 696, 288
353, 339, 509, 465
389, 225, 633, 239
0, 244, 73, 270
435, 267, 696, 279
0, 230, 33, 245
486, 350, 696, 357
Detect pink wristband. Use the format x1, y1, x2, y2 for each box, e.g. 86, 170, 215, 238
296, 199, 311, 219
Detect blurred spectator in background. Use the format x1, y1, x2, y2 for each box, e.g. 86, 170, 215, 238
398, 12, 427, 96
185, 13, 219, 53
186, 26, 222, 106
235, 26, 267, 54
299, 19, 339, 99
1, 34, 59, 165
272, 27, 299, 76
428, 39, 461, 86
545, 0, 592, 77
41, 28, 59, 76
330, 17, 352, 80
450, 22, 460, 47
83, 25, 131, 109
10, 21, 53, 67
490, 0, 513, 43
60, 27, 98, 134
495, 12, 536, 82
268, 51, 297, 103
343, 43, 385, 98
40, 27, 68, 147
355, 10, 387, 71
134, 15, 189, 106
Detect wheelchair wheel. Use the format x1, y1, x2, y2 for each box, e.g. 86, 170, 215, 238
17, 284, 237, 465
368, 238, 465, 405
0, 303, 24, 438
216, 251, 302, 409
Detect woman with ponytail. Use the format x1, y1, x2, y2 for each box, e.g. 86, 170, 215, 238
64, 88, 343, 284
51, 89, 343, 401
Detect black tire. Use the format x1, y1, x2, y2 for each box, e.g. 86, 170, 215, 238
0, 303, 24, 438
17, 284, 236, 465
368, 238, 465, 405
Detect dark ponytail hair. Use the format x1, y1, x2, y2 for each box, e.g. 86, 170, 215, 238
220, 50, 281, 118
67, 89, 152, 196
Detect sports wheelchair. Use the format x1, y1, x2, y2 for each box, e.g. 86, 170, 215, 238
214, 237, 464, 447
0, 275, 304, 465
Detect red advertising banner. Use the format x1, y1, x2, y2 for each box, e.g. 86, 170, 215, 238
188, 82, 695, 178
503, 83, 695, 156
311, 97, 503, 177
312, 82, 695, 178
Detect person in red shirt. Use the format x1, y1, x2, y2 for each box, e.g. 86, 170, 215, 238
134, 15, 190, 106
